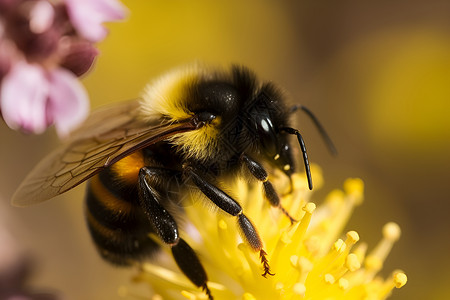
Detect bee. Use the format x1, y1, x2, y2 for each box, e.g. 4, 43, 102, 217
12, 64, 335, 299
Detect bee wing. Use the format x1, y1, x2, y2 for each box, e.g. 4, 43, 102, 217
12, 99, 197, 207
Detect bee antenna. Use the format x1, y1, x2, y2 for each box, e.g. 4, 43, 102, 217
290, 105, 337, 156
280, 127, 313, 190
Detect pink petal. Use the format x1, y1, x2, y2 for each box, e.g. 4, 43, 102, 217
47, 68, 89, 137
64, 0, 127, 42
60, 39, 99, 76
29, 0, 55, 34
0, 61, 49, 134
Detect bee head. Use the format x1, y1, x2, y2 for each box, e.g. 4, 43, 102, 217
253, 105, 295, 179
247, 88, 295, 179
249, 86, 313, 190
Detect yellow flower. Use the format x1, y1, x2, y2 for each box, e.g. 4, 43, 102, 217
126, 165, 407, 299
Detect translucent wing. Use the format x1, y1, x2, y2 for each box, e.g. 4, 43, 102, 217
12, 99, 197, 207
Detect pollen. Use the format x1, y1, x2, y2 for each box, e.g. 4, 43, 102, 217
131, 164, 407, 300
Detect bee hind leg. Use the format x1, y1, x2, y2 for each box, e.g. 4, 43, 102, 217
138, 167, 213, 299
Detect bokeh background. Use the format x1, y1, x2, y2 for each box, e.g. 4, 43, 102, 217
2, 1, 450, 299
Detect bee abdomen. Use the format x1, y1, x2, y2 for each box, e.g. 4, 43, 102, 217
85, 174, 158, 266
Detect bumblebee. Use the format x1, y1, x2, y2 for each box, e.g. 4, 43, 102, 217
12, 64, 335, 299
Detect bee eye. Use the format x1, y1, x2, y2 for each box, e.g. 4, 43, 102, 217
255, 115, 278, 156
260, 118, 271, 131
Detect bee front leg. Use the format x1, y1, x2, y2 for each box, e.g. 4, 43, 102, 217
241, 153, 297, 224
138, 167, 213, 300
185, 167, 274, 277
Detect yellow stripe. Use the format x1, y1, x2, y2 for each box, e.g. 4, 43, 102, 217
90, 175, 133, 214
139, 64, 205, 122
110, 151, 145, 185
170, 118, 221, 161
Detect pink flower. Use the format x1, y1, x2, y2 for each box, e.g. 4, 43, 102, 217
0, 0, 126, 137
1, 61, 88, 137
65, 0, 127, 42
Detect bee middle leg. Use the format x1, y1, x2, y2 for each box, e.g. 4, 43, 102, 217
138, 167, 213, 300
185, 167, 274, 277
241, 153, 297, 224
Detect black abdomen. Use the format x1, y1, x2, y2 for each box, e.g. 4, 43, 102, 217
85, 151, 159, 265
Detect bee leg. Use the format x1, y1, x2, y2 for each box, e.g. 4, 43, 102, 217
138, 167, 213, 300
241, 154, 297, 224
186, 168, 274, 277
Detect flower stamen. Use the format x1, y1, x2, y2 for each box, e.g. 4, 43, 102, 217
132, 167, 407, 300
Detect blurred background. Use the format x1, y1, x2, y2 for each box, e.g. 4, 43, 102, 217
2, 0, 450, 299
